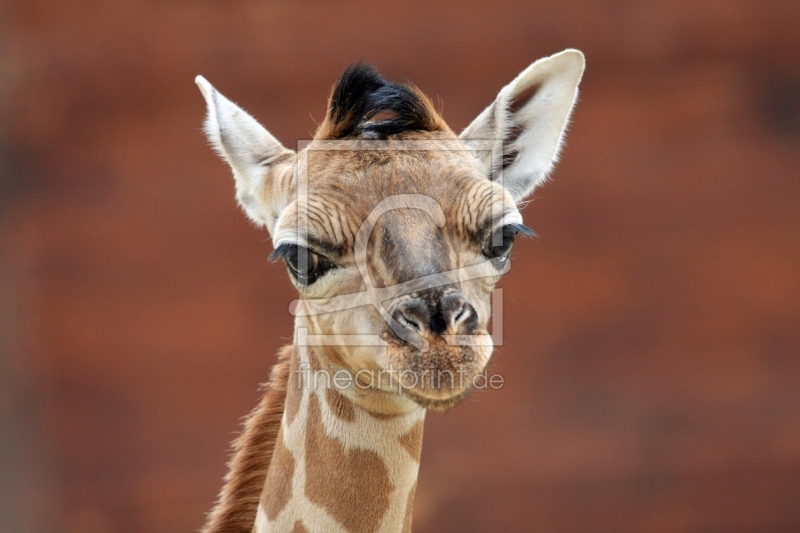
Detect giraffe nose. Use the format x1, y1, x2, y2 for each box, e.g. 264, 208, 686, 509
391, 290, 478, 341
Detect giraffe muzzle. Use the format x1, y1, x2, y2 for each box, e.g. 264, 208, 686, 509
378, 289, 493, 410
389, 289, 479, 344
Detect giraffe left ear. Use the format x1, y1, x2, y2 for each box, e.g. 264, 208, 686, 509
196, 75, 296, 234
460, 49, 585, 201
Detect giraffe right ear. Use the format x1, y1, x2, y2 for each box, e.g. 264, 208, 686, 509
460, 49, 585, 202
196, 76, 296, 233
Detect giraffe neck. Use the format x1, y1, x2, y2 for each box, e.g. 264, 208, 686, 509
254, 345, 426, 533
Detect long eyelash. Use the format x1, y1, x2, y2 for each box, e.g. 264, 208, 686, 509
505, 223, 536, 238
269, 243, 298, 262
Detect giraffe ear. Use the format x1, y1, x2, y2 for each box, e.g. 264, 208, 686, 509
460, 49, 585, 202
196, 76, 296, 233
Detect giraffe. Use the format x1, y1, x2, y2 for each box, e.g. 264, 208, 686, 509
195, 49, 585, 533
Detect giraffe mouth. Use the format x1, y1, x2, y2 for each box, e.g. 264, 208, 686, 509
375, 334, 494, 410
400, 385, 474, 411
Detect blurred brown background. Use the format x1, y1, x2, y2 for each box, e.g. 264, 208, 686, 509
1, 1, 799, 532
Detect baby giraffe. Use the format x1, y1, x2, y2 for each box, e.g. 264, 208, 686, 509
196, 49, 584, 533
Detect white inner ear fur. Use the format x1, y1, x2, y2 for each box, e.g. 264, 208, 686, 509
196, 75, 295, 233
460, 49, 586, 202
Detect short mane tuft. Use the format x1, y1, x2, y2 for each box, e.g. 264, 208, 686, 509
317, 63, 446, 140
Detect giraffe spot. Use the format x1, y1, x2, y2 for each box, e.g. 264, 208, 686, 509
326, 386, 356, 422
290, 521, 309, 533
260, 429, 294, 520
305, 394, 391, 533
321, 345, 349, 370
402, 482, 417, 533
285, 360, 303, 427
367, 410, 401, 420
398, 421, 424, 461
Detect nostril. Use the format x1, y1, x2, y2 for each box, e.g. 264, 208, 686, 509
452, 305, 471, 326
391, 294, 476, 339
398, 314, 421, 332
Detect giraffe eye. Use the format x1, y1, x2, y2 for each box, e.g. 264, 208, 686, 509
483, 226, 516, 262
286, 245, 318, 274
286, 246, 321, 286
272, 244, 333, 287
482, 223, 535, 266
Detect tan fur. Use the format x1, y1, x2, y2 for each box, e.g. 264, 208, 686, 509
261, 428, 295, 520
326, 387, 357, 422
197, 51, 585, 533
291, 522, 310, 533
304, 394, 392, 533
402, 483, 416, 533
397, 422, 424, 459
254, 345, 425, 533
201, 346, 293, 533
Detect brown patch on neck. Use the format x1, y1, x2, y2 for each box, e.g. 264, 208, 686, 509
260, 427, 294, 520
304, 394, 392, 533
201, 345, 293, 533
310, 345, 350, 375
284, 355, 303, 427
398, 421, 424, 461
326, 387, 356, 422
290, 521, 309, 533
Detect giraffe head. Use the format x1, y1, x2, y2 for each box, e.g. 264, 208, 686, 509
197, 50, 584, 411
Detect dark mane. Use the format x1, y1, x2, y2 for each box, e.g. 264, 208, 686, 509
318, 63, 446, 139
201, 346, 292, 533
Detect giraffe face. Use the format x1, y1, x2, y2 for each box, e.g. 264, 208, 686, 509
270, 137, 526, 409
197, 50, 585, 410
